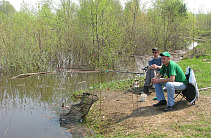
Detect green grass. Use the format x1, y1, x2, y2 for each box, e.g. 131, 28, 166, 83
146, 133, 168, 138
178, 53, 211, 89
72, 77, 144, 97
172, 119, 211, 137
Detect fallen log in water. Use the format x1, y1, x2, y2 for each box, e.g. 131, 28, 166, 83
11, 71, 54, 79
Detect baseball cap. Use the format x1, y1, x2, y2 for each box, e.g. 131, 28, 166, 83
160, 52, 171, 57
152, 48, 159, 51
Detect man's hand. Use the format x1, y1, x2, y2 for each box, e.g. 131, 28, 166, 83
149, 64, 157, 70
151, 73, 162, 84
152, 75, 175, 84
151, 77, 160, 84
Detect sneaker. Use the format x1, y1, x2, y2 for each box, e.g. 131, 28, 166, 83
140, 86, 148, 94
164, 106, 174, 111
153, 100, 167, 106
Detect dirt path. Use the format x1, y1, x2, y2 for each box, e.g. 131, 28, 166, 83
90, 88, 211, 137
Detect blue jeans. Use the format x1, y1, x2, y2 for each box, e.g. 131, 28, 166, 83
154, 82, 187, 106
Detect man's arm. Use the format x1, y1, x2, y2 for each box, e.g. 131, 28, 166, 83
150, 64, 162, 70
156, 65, 162, 70
155, 73, 162, 79
152, 75, 175, 84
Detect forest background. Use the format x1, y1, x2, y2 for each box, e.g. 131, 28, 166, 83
0, 0, 211, 74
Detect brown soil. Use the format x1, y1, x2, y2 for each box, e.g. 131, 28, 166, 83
89, 87, 211, 137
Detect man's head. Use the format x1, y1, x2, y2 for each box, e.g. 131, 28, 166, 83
152, 48, 159, 58
160, 52, 171, 66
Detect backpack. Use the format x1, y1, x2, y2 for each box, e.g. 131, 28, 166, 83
183, 66, 199, 104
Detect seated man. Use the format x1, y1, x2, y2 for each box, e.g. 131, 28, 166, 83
141, 48, 162, 94
151, 52, 188, 111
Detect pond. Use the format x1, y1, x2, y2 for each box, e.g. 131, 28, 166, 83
0, 57, 148, 138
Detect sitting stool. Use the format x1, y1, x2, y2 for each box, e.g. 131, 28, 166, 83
174, 89, 196, 107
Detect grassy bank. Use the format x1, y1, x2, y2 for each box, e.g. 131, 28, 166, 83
84, 29, 211, 137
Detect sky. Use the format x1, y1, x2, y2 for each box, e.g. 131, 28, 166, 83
6, 0, 211, 14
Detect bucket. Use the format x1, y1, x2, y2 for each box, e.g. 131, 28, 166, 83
141, 94, 147, 102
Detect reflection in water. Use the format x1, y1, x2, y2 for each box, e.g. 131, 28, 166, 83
0, 56, 148, 137
0, 71, 136, 137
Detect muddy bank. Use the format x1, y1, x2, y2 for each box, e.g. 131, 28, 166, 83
87, 84, 210, 137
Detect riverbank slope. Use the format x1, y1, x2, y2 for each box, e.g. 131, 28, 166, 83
84, 30, 211, 137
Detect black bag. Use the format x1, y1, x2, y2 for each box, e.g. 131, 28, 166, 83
183, 67, 196, 103
182, 83, 196, 103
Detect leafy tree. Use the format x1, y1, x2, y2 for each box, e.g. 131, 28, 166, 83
0, 0, 16, 16
0, 0, 205, 73
123, 0, 155, 55
0, 10, 6, 21
150, 0, 188, 51
77, 0, 127, 69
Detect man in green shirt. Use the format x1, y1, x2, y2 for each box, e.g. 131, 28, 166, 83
151, 52, 187, 111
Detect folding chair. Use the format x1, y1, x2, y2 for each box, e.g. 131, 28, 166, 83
174, 90, 185, 106
174, 66, 199, 107
174, 83, 196, 107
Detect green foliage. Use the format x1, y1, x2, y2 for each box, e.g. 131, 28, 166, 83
77, 0, 127, 69
149, 0, 189, 51
1, 0, 211, 73
0, 0, 16, 16
0, 10, 6, 21
196, 13, 211, 28
177, 41, 211, 89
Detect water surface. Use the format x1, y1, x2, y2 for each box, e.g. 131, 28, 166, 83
0, 69, 138, 137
